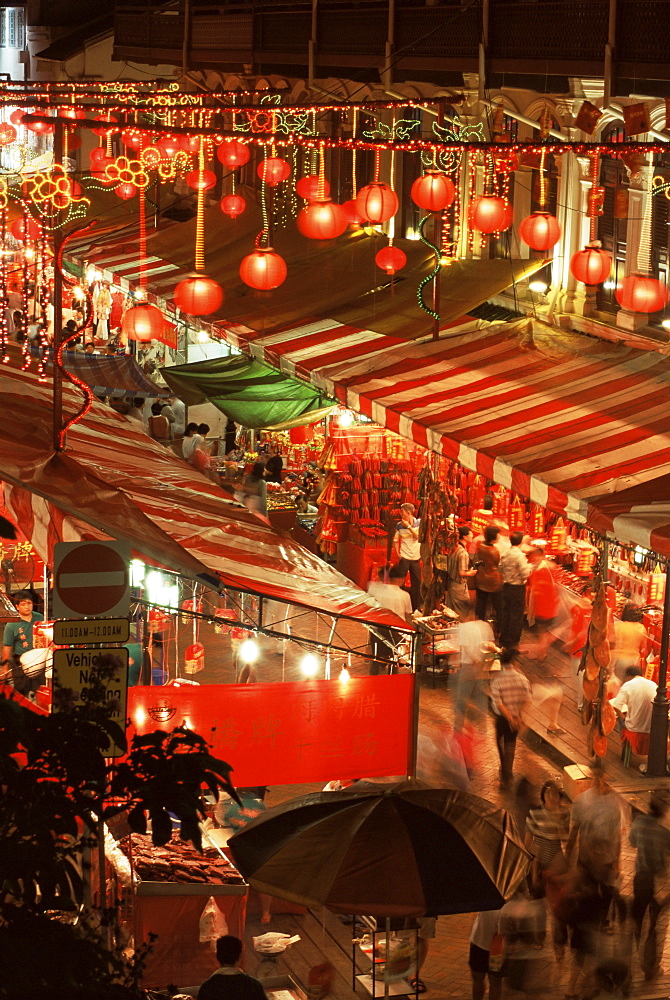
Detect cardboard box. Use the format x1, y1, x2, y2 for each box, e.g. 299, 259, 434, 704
563, 764, 593, 801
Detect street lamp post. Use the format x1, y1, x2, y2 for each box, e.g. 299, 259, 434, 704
646, 564, 670, 776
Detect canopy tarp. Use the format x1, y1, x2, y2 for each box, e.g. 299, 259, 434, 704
67, 193, 546, 341
216, 315, 670, 559
0, 345, 408, 632
160, 354, 333, 429
60, 353, 168, 398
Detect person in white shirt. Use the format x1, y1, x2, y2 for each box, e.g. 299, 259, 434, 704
394, 502, 421, 609
610, 666, 657, 768
168, 394, 186, 437
367, 564, 413, 675
499, 532, 531, 648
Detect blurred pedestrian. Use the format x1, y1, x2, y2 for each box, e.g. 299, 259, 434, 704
473, 525, 503, 634
629, 794, 670, 977
394, 502, 421, 610
525, 780, 569, 892
490, 648, 531, 790
468, 909, 504, 1000
454, 616, 494, 728
566, 767, 629, 929
610, 666, 656, 772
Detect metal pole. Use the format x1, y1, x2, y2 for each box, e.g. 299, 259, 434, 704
52, 124, 64, 452
432, 213, 441, 339
647, 564, 670, 776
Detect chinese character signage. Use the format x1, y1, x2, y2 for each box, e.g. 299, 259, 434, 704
127, 675, 415, 786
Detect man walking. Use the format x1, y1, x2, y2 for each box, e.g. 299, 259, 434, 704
498, 531, 530, 647
629, 795, 670, 977
394, 502, 421, 610
490, 648, 531, 789
610, 665, 657, 771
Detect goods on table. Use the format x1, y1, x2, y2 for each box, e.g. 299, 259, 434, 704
119, 833, 245, 885
414, 611, 459, 635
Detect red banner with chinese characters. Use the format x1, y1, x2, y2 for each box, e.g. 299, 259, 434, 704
127, 675, 415, 786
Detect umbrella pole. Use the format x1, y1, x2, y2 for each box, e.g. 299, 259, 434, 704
384, 917, 391, 999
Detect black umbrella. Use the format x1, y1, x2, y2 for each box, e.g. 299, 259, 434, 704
228, 779, 531, 917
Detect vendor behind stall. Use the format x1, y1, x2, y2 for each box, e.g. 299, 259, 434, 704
263, 446, 283, 483
1, 590, 44, 695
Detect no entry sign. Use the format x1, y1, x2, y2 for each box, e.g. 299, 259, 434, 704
53, 540, 131, 619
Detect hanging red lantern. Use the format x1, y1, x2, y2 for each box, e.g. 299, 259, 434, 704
217, 139, 250, 168
356, 182, 399, 224
342, 199, 364, 226
239, 248, 287, 290
289, 425, 312, 444
115, 183, 137, 200
186, 168, 217, 191
174, 275, 224, 315
180, 134, 201, 154
257, 157, 291, 186
59, 107, 86, 122
120, 129, 143, 149
410, 171, 455, 212
65, 132, 82, 151
0, 123, 16, 146
468, 195, 513, 233
375, 245, 407, 275
9, 109, 26, 126
297, 199, 347, 240
91, 155, 116, 183
615, 274, 668, 313
220, 193, 246, 218
122, 303, 164, 342
90, 146, 108, 165
518, 211, 561, 251
91, 114, 118, 136
10, 217, 41, 241
296, 175, 330, 201
158, 136, 181, 159
569, 245, 611, 285
25, 111, 54, 135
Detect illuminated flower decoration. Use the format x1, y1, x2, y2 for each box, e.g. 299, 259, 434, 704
21, 166, 89, 211
141, 145, 164, 169
104, 156, 150, 189
156, 150, 190, 180
0, 178, 7, 211
0, 122, 16, 147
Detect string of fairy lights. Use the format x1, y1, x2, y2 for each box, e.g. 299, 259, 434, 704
2, 79, 670, 439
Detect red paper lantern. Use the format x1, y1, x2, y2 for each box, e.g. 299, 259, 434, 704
410, 171, 455, 212
186, 169, 217, 191
10, 217, 41, 241
296, 175, 330, 201
25, 111, 54, 135
180, 134, 201, 154
468, 195, 513, 233
569, 245, 611, 285
257, 157, 291, 186
9, 109, 25, 126
297, 199, 347, 240
90, 146, 108, 165
239, 248, 287, 290
518, 211, 561, 251
64, 133, 81, 151
289, 425, 313, 444
120, 129, 143, 149
122, 303, 164, 342
91, 155, 116, 183
615, 273, 668, 313
220, 193, 246, 218
115, 183, 137, 200
59, 107, 86, 122
356, 182, 399, 224
174, 275, 224, 315
375, 245, 407, 274
217, 139, 250, 168
158, 136, 181, 159
342, 199, 364, 226
0, 123, 16, 146
91, 114, 118, 136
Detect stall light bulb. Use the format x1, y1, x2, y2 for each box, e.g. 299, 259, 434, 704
134, 288, 145, 300
301, 653, 319, 677
72, 285, 84, 299
529, 280, 548, 294
339, 666, 350, 683
135, 706, 147, 727
85, 266, 97, 283
130, 559, 145, 587
662, 319, 670, 330
338, 409, 355, 428
405, 228, 420, 241
239, 638, 259, 663
197, 330, 210, 343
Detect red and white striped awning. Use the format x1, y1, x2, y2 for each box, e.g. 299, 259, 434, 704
0, 347, 406, 631
219, 315, 670, 558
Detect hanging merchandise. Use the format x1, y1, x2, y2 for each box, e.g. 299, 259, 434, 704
184, 641, 205, 674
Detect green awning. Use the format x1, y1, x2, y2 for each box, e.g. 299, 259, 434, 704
160, 354, 333, 429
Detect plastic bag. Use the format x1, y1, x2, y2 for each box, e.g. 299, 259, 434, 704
199, 896, 228, 946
